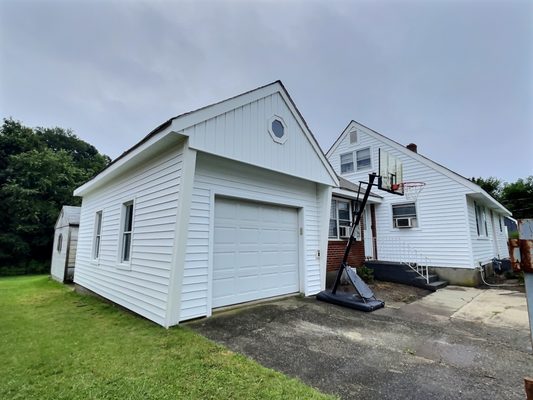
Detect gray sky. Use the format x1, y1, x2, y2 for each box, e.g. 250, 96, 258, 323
1, 0, 531, 183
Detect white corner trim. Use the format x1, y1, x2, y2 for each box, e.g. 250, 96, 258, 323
165, 142, 197, 327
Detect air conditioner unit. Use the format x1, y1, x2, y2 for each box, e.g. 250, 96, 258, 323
396, 217, 414, 228
339, 226, 351, 238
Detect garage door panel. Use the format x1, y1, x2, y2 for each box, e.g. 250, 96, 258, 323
213, 198, 299, 308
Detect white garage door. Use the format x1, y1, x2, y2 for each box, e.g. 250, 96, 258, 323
213, 197, 299, 308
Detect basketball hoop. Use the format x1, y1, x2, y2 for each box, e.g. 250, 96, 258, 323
400, 182, 426, 201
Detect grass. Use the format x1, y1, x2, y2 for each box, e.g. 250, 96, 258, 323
0, 275, 334, 400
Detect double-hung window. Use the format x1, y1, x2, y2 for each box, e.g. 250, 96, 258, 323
329, 199, 352, 239
121, 201, 134, 263
474, 202, 488, 236
392, 203, 417, 228
340, 153, 354, 174
93, 211, 103, 259
356, 147, 371, 170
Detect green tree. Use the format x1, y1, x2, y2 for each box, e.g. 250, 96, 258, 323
0, 118, 109, 275
501, 176, 533, 219
471, 176, 503, 201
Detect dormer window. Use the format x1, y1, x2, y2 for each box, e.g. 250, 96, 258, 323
268, 116, 288, 144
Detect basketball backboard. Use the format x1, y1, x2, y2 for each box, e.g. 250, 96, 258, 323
378, 149, 404, 195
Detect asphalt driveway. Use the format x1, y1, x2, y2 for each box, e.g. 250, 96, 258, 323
189, 286, 531, 400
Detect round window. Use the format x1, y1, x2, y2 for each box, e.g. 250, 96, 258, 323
268, 116, 288, 144
271, 119, 285, 139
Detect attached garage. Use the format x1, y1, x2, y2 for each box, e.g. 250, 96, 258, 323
212, 197, 299, 308
73, 81, 338, 327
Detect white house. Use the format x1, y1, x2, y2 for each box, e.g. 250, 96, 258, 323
51, 206, 80, 283
73, 81, 338, 327
327, 120, 511, 285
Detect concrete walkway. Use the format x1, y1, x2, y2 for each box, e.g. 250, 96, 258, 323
190, 286, 531, 400
388, 286, 529, 330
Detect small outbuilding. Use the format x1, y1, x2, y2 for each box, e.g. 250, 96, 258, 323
51, 206, 81, 282
73, 81, 338, 327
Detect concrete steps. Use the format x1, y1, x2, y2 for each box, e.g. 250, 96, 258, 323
365, 260, 449, 292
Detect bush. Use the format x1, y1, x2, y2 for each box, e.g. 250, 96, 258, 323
357, 265, 374, 284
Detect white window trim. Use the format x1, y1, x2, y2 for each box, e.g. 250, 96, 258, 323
92, 211, 103, 261
117, 200, 135, 269
267, 115, 288, 144
329, 198, 355, 240
391, 201, 418, 229
474, 201, 488, 237
356, 147, 372, 171
340, 152, 354, 175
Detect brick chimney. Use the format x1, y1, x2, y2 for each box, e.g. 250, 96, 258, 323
406, 143, 418, 153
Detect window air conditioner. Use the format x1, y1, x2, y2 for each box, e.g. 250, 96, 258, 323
396, 217, 414, 228
339, 226, 351, 238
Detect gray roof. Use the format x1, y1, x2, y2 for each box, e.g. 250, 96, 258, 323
337, 176, 382, 198
57, 206, 81, 227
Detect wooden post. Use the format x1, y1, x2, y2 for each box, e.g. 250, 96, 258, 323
525, 377, 533, 399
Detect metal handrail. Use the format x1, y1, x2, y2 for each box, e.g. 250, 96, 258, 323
372, 236, 431, 283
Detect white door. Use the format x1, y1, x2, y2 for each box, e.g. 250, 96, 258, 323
363, 209, 374, 259
212, 197, 299, 308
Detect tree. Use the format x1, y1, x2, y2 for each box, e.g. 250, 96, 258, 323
471, 176, 503, 201
0, 118, 109, 275
501, 176, 533, 219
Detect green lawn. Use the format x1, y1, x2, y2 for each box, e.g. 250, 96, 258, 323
0, 276, 334, 400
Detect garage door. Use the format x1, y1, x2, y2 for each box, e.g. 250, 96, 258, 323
213, 197, 299, 308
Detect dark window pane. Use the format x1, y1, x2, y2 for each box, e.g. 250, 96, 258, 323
123, 233, 131, 261
356, 148, 371, 169
329, 219, 337, 238
340, 153, 354, 173
272, 119, 284, 138
338, 202, 350, 220
392, 204, 416, 217
124, 203, 133, 231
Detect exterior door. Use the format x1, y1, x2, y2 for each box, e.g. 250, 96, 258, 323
363, 209, 374, 259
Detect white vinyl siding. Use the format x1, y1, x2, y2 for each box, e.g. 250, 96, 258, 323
328, 123, 474, 268
179, 152, 325, 322
51, 226, 69, 282
74, 144, 184, 326
183, 91, 333, 185
467, 197, 509, 264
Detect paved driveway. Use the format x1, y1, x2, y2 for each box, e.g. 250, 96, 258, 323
189, 287, 531, 400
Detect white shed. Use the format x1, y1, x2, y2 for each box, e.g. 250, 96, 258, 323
73, 81, 338, 327
51, 206, 80, 282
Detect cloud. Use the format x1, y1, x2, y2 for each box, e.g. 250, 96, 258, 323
1, 0, 531, 182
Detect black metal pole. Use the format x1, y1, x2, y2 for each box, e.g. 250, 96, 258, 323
332, 173, 377, 294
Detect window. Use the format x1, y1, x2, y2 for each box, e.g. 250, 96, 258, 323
57, 234, 63, 252
349, 130, 357, 144
340, 153, 354, 174
267, 116, 288, 144
120, 201, 134, 262
474, 202, 487, 236
392, 203, 417, 228
356, 147, 371, 170
498, 215, 502, 232
329, 199, 352, 239
93, 211, 102, 259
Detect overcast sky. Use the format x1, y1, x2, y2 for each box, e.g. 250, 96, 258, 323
1, 0, 531, 183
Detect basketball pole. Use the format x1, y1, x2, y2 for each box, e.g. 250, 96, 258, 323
331, 173, 377, 294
